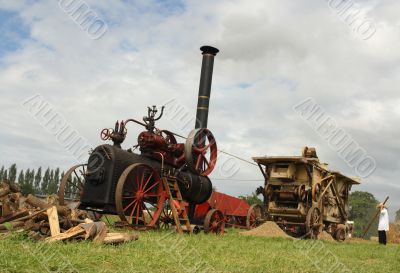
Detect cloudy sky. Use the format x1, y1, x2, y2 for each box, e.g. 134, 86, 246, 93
0, 0, 399, 220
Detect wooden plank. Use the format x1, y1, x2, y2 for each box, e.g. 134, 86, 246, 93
46, 206, 60, 237
103, 233, 138, 244
46, 226, 85, 242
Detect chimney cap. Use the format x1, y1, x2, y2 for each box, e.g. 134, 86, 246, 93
200, 45, 219, 56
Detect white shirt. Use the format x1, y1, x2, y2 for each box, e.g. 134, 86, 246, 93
378, 208, 389, 231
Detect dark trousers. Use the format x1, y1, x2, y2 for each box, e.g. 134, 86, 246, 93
378, 230, 387, 245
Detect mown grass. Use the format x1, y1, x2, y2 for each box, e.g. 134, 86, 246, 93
0, 228, 399, 273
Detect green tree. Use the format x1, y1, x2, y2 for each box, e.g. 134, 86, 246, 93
20, 169, 35, 195
29, 169, 35, 192
48, 168, 60, 194
0, 166, 4, 181
34, 167, 42, 194
41, 168, 50, 195
8, 164, 17, 183
349, 191, 379, 238
27, 169, 35, 195
3, 170, 8, 180
54, 168, 60, 193
395, 209, 400, 223
239, 191, 263, 206
17, 170, 25, 187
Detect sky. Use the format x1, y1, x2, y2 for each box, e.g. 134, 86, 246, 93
0, 0, 399, 220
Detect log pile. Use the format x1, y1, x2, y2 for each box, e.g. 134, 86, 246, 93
0, 180, 137, 244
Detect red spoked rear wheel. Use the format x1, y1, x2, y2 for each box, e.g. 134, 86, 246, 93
204, 209, 225, 234
246, 204, 264, 229
115, 163, 166, 228
185, 128, 217, 176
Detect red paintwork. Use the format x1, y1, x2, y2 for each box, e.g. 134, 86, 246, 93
194, 191, 250, 219
137, 131, 186, 167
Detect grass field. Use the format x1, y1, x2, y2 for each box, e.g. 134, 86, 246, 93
1, 229, 399, 273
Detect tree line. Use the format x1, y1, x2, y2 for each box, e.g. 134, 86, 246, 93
0, 164, 64, 196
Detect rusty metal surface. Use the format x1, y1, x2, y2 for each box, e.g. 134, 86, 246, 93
58, 164, 86, 207
203, 209, 225, 234
253, 147, 358, 240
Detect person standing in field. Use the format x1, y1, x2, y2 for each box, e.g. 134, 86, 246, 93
377, 203, 389, 245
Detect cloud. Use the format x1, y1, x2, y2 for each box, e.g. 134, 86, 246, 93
0, 0, 399, 219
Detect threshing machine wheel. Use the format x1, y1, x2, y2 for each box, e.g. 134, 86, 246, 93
185, 128, 217, 176
204, 209, 225, 234
58, 164, 86, 207
334, 224, 346, 241
305, 205, 323, 239
115, 163, 166, 228
246, 204, 264, 229
312, 183, 322, 202
297, 185, 307, 201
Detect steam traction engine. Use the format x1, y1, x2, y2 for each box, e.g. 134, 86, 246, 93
58, 46, 222, 233
253, 147, 360, 240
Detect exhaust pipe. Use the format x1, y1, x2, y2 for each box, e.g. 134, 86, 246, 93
195, 45, 219, 129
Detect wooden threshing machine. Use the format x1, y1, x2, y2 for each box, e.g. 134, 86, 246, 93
253, 147, 360, 240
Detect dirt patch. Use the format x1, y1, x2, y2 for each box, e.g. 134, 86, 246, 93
318, 231, 335, 242
240, 221, 291, 238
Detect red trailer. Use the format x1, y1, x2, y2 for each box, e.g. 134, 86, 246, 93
192, 191, 264, 234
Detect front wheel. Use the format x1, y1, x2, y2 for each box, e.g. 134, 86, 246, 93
115, 163, 166, 228
305, 205, 323, 239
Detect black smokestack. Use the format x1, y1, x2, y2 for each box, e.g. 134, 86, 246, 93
195, 45, 219, 129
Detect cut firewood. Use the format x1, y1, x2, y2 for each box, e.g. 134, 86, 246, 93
93, 222, 108, 243
26, 195, 71, 217
0, 188, 11, 198
0, 221, 25, 231
46, 225, 85, 242
0, 210, 29, 224
1, 181, 126, 244
8, 209, 46, 223
78, 221, 108, 241
46, 206, 60, 237
102, 233, 138, 244
0, 200, 12, 218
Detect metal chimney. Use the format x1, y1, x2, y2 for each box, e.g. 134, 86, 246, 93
195, 45, 219, 129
